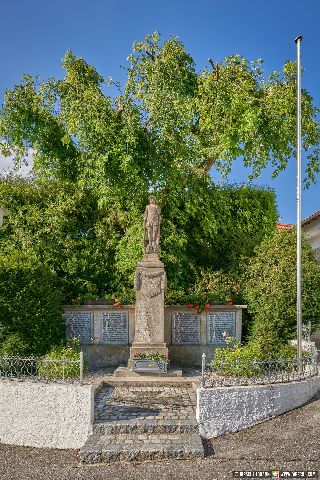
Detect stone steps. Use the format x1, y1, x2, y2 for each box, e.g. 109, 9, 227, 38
93, 418, 199, 435
80, 432, 204, 464
80, 382, 204, 464
96, 378, 196, 389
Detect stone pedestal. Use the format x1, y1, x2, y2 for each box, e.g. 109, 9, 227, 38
129, 254, 168, 366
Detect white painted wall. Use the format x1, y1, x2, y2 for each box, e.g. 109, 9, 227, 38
0, 381, 94, 449
303, 217, 320, 262
197, 376, 320, 438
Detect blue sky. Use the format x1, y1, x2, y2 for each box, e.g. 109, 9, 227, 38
0, 0, 319, 223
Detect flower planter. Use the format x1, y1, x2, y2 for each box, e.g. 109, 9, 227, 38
133, 358, 168, 373
83, 299, 113, 305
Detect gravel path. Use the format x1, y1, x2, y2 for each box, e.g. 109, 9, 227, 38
1, 390, 320, 480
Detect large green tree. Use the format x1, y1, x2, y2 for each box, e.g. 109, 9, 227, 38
0, 32, 318, 302
1, 32, 319, 191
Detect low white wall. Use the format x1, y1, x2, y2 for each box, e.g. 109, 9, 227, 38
0, 381, 94, 449
197, 375, 320, 438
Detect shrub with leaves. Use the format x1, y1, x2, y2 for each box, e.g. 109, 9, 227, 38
244, 229, 320, 343
0, 249, 66, 355
211, 339, 299, 378
0, 175, 278, 306
38, 338, 87, 380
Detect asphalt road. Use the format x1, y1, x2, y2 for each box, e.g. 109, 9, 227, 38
1, 391, 319, 480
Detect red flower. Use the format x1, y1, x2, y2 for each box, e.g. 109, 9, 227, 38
187, 303, 194, 308
205, 303, 209, 308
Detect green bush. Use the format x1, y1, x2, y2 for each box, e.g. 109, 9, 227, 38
0, 333, 29, 356
0, 174, 277, 306
0, 249, 66, 355
244, 229, 320, 344
211, 339, 299, 378
38, 338, 87, 380
193, 269, 244, 305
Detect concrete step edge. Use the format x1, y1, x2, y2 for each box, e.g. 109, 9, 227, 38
98, 380, 195, 388
93, 420, 199, 434
80, 434, 204, 464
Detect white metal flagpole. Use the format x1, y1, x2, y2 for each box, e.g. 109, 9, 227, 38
295, 35, 303, 361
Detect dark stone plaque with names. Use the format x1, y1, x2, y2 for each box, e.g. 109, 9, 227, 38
172, 312, 200, 345
207, 311, 236, 344
100, 311, 128, 344
64, 311, 93, 343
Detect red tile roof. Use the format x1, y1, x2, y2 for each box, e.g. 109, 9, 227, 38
276, 223, 294, 231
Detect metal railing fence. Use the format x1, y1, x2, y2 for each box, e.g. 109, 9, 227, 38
201, 353, 318, 388
0, 352, 84, 385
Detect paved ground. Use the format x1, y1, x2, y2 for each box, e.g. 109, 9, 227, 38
81, 382, 203, 463
95, 384, 196, 422
1, 389, 319, 480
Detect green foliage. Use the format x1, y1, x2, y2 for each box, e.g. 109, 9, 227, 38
211, 339, 298, 377
0, 176, 121, 302
185, 292, 222, 314
1, 32, 319, 196
0, 33, 318, 321
244, 229, 320, 343
38, 338, 86, 380
193, 268, 243, 304
0, 175, 277, 304
0, 333, 29, 356
161, 183, 278, 296
0, 249, 66, 355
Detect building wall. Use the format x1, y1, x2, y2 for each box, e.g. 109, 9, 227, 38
303, 216, 320, 344
303, 217, 320, 263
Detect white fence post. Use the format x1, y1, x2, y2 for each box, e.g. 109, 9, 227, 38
201, 353, 206, 388
80, 351, 84, 385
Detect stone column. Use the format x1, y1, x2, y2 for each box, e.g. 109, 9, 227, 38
129, 254, 168, 364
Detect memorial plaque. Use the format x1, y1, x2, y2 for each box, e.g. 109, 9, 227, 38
100, 311, 128, 344
207, 311, 236, 344
172, 312, 200, 345
64, 311, 93, 343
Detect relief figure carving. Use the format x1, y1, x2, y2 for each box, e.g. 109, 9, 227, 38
134, 270, 166, 297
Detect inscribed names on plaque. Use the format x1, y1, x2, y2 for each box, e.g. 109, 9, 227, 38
100, 311, 128, 344
64, 311, 93, 343
207, 311, 236, 344
172, 312, 200, 345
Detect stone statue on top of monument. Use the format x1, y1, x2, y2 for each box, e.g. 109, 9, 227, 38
143, 195, 161, 255
129, 194, 168, 368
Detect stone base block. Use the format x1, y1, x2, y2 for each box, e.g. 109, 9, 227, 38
113, 366, 183, 378
131, 342, 167, 348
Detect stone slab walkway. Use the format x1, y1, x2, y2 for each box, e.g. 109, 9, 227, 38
80, 381, 204, 463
